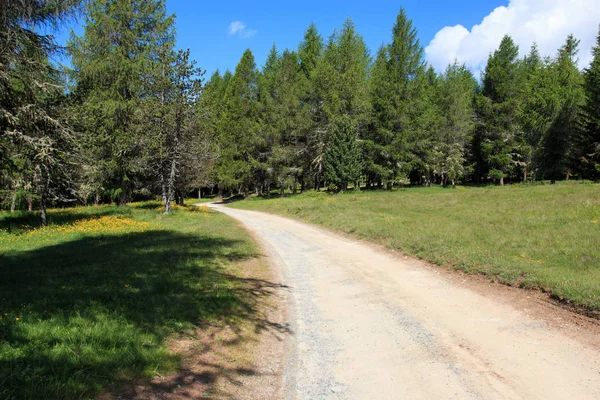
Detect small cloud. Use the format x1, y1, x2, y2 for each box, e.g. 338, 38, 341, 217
228, 21, 246, 36
241, 29, 257, 39
228, 20, 256, 39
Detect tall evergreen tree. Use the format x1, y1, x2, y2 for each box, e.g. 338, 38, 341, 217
69, 0, 174, 205
574, 26, 600, 180
217, 49, 260, 196
478, 35, 523, 185
367, 8, 427, 187
435, 61, 476, 188
314, 18, 369, 189
539, 35, 584, 182
297, 24, 325, 190
325, 116, 361, 191
1, 0, 81, 222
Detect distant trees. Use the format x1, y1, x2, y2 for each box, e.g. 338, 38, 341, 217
199, 15, 600, 195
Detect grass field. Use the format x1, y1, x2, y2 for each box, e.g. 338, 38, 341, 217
0, 202, 266, 399
231, 182, 600, 311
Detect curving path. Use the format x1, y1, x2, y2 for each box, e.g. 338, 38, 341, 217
209, 203, 600, 400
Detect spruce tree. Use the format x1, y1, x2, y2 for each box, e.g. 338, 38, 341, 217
479, 35, 523, 185
367, 8, 427, 187
574, 26, 600, 180
314, 18, 369, 189
69, 0, 175, 205
325, 116, 361, 191
1, 0, 80, 222
436, 62, 476, 188
298, 24, 326, 190
217, 49, 260, 196
539, 35, 584, 182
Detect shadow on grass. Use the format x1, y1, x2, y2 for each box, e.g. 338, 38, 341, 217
0, 206, 132, 231
0, 229, 288, 399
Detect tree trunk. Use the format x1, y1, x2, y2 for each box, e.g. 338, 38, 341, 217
10, 190, 16, 212
40, 194, 47, 226
198, 188, 202, 199
500, 176, 505, 186
27, 198, 32, 212
292, 176, 297, 194
94, 192, 100, 206
280, 185, 284, 198
452, 179, 456, 189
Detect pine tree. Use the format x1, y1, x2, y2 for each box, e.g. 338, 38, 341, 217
539, 35, 584, 183
519, 44, 556, 181
69, 0, 175, 205
325, 116, 361, 191
478, 35, 523, 185
316, 18, 370, 124
297, 24, 325, 190
313, 18, 369, 189
367, 8, 427, 187
574, 26, 600, 180
217, 49, 260, 196
436, 62, 476, 188
1, 0, 80, 222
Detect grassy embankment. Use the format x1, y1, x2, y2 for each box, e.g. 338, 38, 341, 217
231, 182, 600, 311
0, 202, 272, 399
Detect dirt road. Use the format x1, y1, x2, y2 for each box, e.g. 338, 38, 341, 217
209, 203, 600, 400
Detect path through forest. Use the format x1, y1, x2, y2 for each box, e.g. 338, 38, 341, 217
209, 203, 600, 400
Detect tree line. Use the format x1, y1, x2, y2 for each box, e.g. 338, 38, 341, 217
205, 11, 600, 194
2, 1, 600, 223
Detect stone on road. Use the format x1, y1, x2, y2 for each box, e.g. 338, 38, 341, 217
209, 203, 600, 400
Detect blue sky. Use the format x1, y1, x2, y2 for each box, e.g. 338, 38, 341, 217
55, 0, 600, 77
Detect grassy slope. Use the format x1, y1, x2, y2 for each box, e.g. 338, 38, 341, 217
0, 203, 264, 399
231, 183, 600, 310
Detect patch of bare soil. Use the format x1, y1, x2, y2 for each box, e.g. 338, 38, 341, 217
100, 256, 290, 400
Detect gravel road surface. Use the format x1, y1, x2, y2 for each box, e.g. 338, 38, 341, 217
209, 203, 600, 400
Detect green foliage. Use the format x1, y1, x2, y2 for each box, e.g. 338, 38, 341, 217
69, 0, 176, 205
0, 0, 80, 220
315, 18, 370, 125
217, 49, 260, 194
325, 116, 361, 191
436, 62, 477, 186
476, 35, 524, 184
574, 25, 600, 180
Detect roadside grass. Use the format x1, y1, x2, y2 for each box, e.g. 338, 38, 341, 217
0, 202, 267, 399
230, 182, 600, 311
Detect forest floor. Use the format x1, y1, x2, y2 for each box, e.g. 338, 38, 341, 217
212, 201, 600, 399
230, 181, 600, 313
0, 203, 288, 399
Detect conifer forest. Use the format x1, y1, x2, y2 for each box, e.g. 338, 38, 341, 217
2, 0, 600, 221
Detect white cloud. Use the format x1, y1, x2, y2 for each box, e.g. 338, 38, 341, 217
228, 20, 256, 39
425, 0, 600, 75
